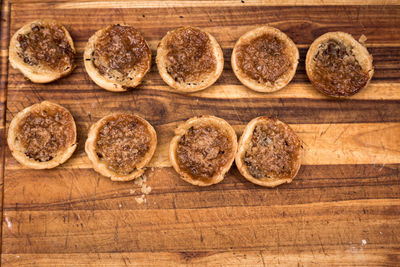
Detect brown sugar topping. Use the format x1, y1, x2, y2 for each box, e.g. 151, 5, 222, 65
93, 25, 151, 78
236, 34, 290, 83
165, 27, 216, 83
17, 23, 75, 71
17, 107, 75, 162
176, 125, 233, 179
96, 115, 151, 175
243, 121, 300, 179
312, 39, 370, 96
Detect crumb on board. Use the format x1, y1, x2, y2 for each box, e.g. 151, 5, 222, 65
359, 34, 367, 44
132, 173, 152, 205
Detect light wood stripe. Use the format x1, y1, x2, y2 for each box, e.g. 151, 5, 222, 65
6, 122, 400, 170
15, 1, 400, 9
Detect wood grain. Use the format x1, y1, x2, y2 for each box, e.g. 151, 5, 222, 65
1, 1, 400, 266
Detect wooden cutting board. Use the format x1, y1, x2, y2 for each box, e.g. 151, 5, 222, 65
1, 1, 399, 265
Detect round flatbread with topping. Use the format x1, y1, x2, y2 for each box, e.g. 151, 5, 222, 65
84, 24, 152, 92
169, 116, 237, 186
9, 20, 76, 83
235, 117, 301, 187
306, 32, 374, 97
156, 27, 224, 93
85, 114, 157, 181
7, 101, 77, 169
231, 26, 299, 93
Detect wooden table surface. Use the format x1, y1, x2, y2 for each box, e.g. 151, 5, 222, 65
1, 0, 399, 266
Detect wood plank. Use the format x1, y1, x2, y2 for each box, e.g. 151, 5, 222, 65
3, 164, 400, 211
2, 199, 400, 253
5, 122, 400, 170
2, 248, 400, 266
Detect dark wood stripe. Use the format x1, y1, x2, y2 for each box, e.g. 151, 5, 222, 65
6, 88, 400, 125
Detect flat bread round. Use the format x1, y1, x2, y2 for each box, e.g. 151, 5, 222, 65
169, 116, 237, 186
306, 31, 374, 97
235, 117, 301, 187
156, 27, 224, 93
85, 114, 157, 181
231, 26, 299, 93
7, 101, 77, 169
84, 24, 152, 92
9, 20, 76, 83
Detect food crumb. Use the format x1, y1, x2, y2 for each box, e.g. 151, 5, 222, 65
359, 34, 367, 44
141, 184, 152, 194
361, 239, 367, 245
135, 196, 144, 204
129, 189, 136, 194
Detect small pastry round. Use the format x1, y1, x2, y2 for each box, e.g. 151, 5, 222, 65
169, 116, 237, 186
306, 32, 374, 97
85, 114, 157, 181
84, 24, 152, 92
235, 117, 301, 187
7, 101, 77, 169
9, 20, 76, 83
231, 26, 299, 93
156, 27, 224, 93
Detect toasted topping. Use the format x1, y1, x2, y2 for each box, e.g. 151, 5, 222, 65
236, 34, 290, 83
312, 39, 369, 96
176, 125, 233, 179
17, 107, 75, 162
17, 23, 74, 71
243, 121, 300, 179
166, 27, 216, 83
93, 25, 151, 80
96, 115, 151, 175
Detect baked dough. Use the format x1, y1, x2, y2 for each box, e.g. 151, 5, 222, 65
85, 114, 157, 181
231, 26, 299, 92
235, 117, 301, 187
9, 20, 75, 83
169, 116, 237, 186
7, 101, 77, 169
84, 24, 152, 92
306, 32, 374, 97
156, 27, 224, 93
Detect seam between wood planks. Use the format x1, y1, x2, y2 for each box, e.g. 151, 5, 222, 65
0, 0, 10, 262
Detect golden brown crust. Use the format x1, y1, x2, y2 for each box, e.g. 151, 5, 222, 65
235, 117, 301, 187
85, 114, 157, 181
306, 32, 374, 97
84, 24, 152, 92
169, 116, 237, 186
7, 101, 77, 169
156, 27, 224, 93
231, 26, 299, 93
9, 20, 76, 83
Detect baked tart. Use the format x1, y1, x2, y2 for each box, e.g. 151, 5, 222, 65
156, 27, 224, 93
231, 26, 299, 92
306, 32, 374, 97
9, 20, 75, 83
84, 24, 152, 92
235, 117, 301, 187
85, 114, 157, 181
169, 116, 237, 186
7, 101, 77, 169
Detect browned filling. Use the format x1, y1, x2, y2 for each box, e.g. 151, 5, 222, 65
312, 40, 370, 96
236, 34, 290, 83
17, 107, 75, 162
93, 25, 151, 79
176, 125, 232, 179
243, 121, 300, 179
17, 23, 74, 71
166, 27, 216, 83
96, 115, 151, 175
